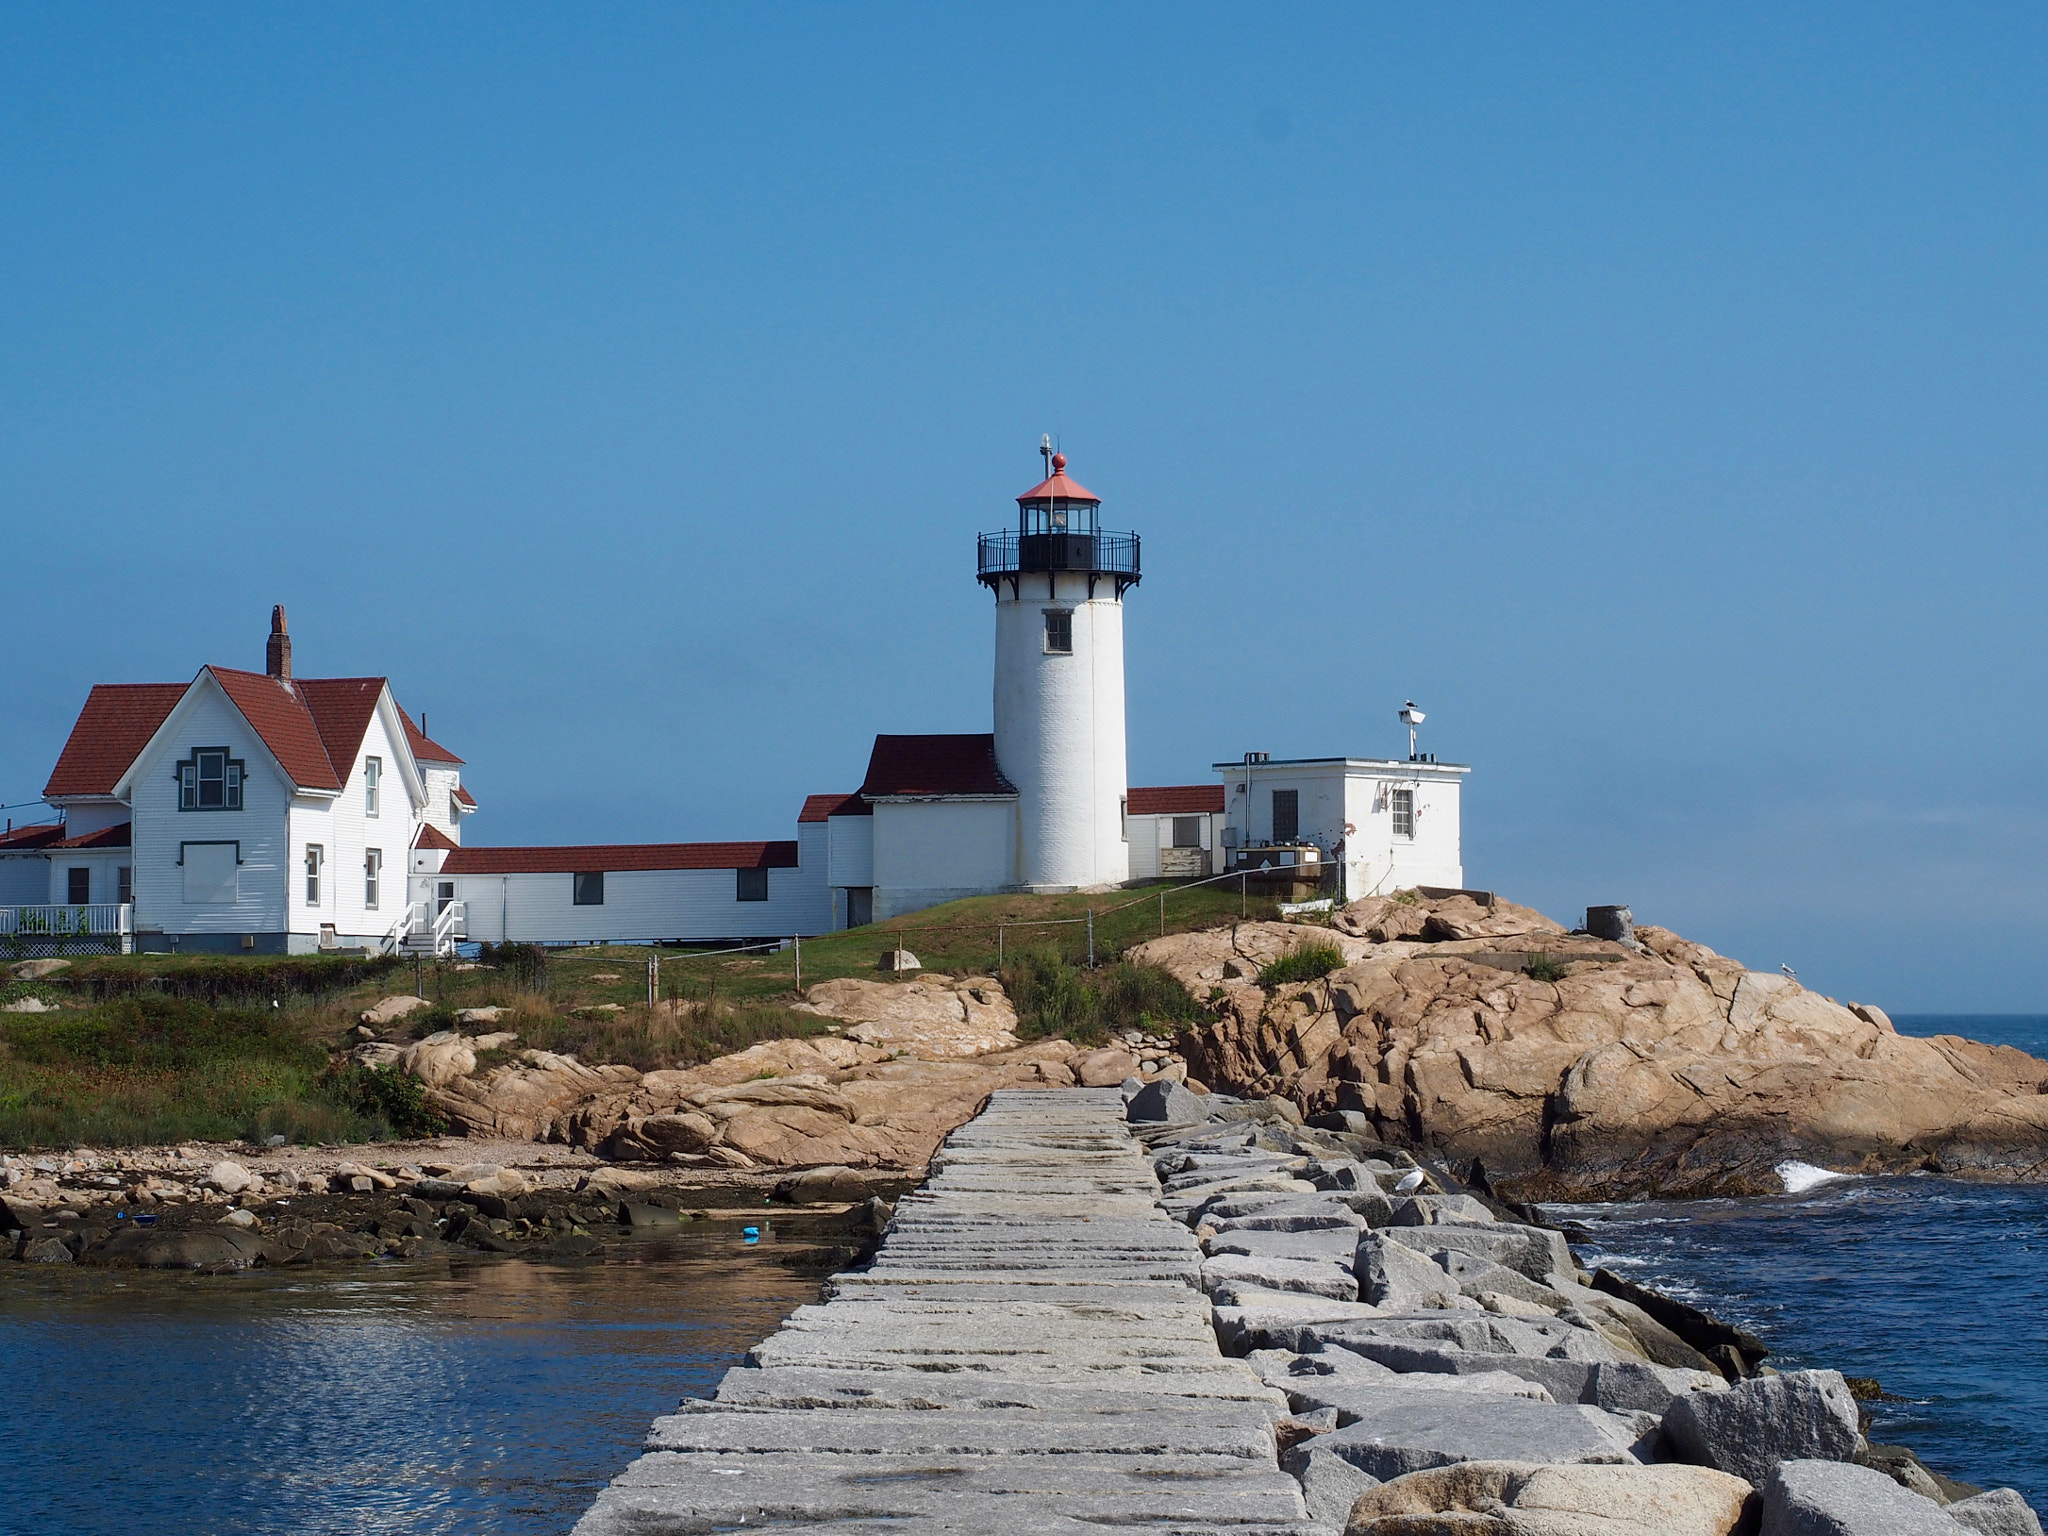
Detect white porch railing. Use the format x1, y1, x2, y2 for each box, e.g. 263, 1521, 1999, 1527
382, 900, 466, 958
1, 904, 135, 954
430, 899, 466, 955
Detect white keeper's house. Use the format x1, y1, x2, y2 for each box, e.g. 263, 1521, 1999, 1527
3, 448, 1467, 953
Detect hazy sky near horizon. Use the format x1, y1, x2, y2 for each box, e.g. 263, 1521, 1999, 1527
3, 6, 2044, 1009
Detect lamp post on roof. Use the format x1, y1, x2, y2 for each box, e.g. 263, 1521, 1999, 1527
981, 443, 1140, 892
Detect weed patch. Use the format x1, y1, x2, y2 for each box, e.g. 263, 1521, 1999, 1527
1001, 952, 1201, 1045
1258, 942, 1346, 989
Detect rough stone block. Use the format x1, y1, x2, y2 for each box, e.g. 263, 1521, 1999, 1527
1283, 1439, 1383, 1526
1947, 1488, 2047, 1536
1311, 1389, 1642, 1482
1380, 1221, 1575, 1284
1662, 1370, 1863, 1485
1127, 1079, 1209, 1124
1761, 1458, 1970, 1535
1356, 1231, 1465, 1309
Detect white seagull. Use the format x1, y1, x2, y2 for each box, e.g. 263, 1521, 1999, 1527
1394, 1168, 1427, 1195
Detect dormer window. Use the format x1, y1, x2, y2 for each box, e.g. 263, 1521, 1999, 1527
365, 757, 381, 818
177, 748, 245, 811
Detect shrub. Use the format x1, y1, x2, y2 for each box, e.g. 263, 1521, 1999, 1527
1258, 942, 1346, 989
480, 941, 549, 994
1000, 953, 1200, 1045
321, 1063, 447, 1138
1096, 962, 1203, 1037
1525, 952, 1570, 983
1002, 949, 1101, 1043
66, 954, 405, 1004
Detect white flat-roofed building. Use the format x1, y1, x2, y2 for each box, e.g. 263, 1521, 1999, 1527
1214, 755, 1468, 900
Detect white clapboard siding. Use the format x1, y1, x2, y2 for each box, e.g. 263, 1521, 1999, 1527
452, 864, 827, 945
870, 799, 1016, 920
127, 680, 292, 936
827, 813, 874, 889
305, 693, 423, 943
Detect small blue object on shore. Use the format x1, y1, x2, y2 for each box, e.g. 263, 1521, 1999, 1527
742, 1226, 760, 1245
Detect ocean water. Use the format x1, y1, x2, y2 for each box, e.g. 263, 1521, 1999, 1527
0, 1229, 820, 1536
1557, 1014, 2048, 1509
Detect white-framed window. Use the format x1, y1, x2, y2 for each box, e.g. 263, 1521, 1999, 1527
1043, 609, 1073, 655
736, 867, 769, 902
305, 844, 323, 906
176, 747, 245, 811
364, 757, 381, 818
365, 848, 382, 909
1171, 816, 1203, 849
1392, 789, 1415, 839
573, 871, 604, 905
117, 866, 132, 905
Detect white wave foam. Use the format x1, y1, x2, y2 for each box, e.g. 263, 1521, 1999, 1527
1777, 1159, 1857, 1194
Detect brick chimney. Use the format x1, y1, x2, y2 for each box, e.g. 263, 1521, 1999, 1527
266, 605, 292, 681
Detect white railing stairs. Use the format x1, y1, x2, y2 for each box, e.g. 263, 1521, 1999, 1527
383, 900, 467, 959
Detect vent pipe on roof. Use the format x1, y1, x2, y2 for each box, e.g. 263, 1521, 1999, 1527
267, 605, 292, 682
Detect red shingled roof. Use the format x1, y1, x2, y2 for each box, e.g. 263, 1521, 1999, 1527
0, 823, 66, 851
1127, 784, 1226, 816
440, 841, 798, 874
294, 677, 386, 786
52, 824, 132, 850
400, 707, 464, 765
413, 824, 457, 851
44, 684, 187, 798
798, 792, 869, 823
860, 735, 1017, 798
46, 666, 454, 804
452, 785, 476, 808
207, 668, 346, 791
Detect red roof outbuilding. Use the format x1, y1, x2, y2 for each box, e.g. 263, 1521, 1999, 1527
859, 735, 1017, 799
1126, 784, 1227, 816
798, 792, 869, 823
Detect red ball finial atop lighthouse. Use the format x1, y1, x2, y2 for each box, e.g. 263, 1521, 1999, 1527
1051, 452, 1067, 472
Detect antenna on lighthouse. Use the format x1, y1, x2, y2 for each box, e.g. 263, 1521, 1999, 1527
1399, 700, 1426, 761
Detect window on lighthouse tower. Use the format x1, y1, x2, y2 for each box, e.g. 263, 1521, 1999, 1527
1043, 610, 1073, 655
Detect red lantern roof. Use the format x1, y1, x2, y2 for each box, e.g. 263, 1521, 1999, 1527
1016, 452, 1099, 503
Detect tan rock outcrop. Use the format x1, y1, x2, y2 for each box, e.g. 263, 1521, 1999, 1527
397, 1032, 476, 1087
425, 1049, 640, 1139
1140, 896, 2048, 1199
793, 976, 1020, 1057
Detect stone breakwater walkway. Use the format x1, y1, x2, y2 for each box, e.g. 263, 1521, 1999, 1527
573, 1088, 1325, 1535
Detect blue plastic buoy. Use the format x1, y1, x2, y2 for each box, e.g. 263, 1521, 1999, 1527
742, 1225, 761, 1245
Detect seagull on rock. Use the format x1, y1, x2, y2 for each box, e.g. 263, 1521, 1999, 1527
1394, 1168, 1427, 1194
1781, 964, 1798, 981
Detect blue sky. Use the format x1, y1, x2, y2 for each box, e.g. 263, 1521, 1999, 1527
4, 5, 2044, 1009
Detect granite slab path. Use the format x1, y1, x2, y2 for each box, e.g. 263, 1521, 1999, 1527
573, 1087, 1327, 1535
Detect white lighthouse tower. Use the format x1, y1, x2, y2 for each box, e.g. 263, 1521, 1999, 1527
979, 444, 1141, 891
